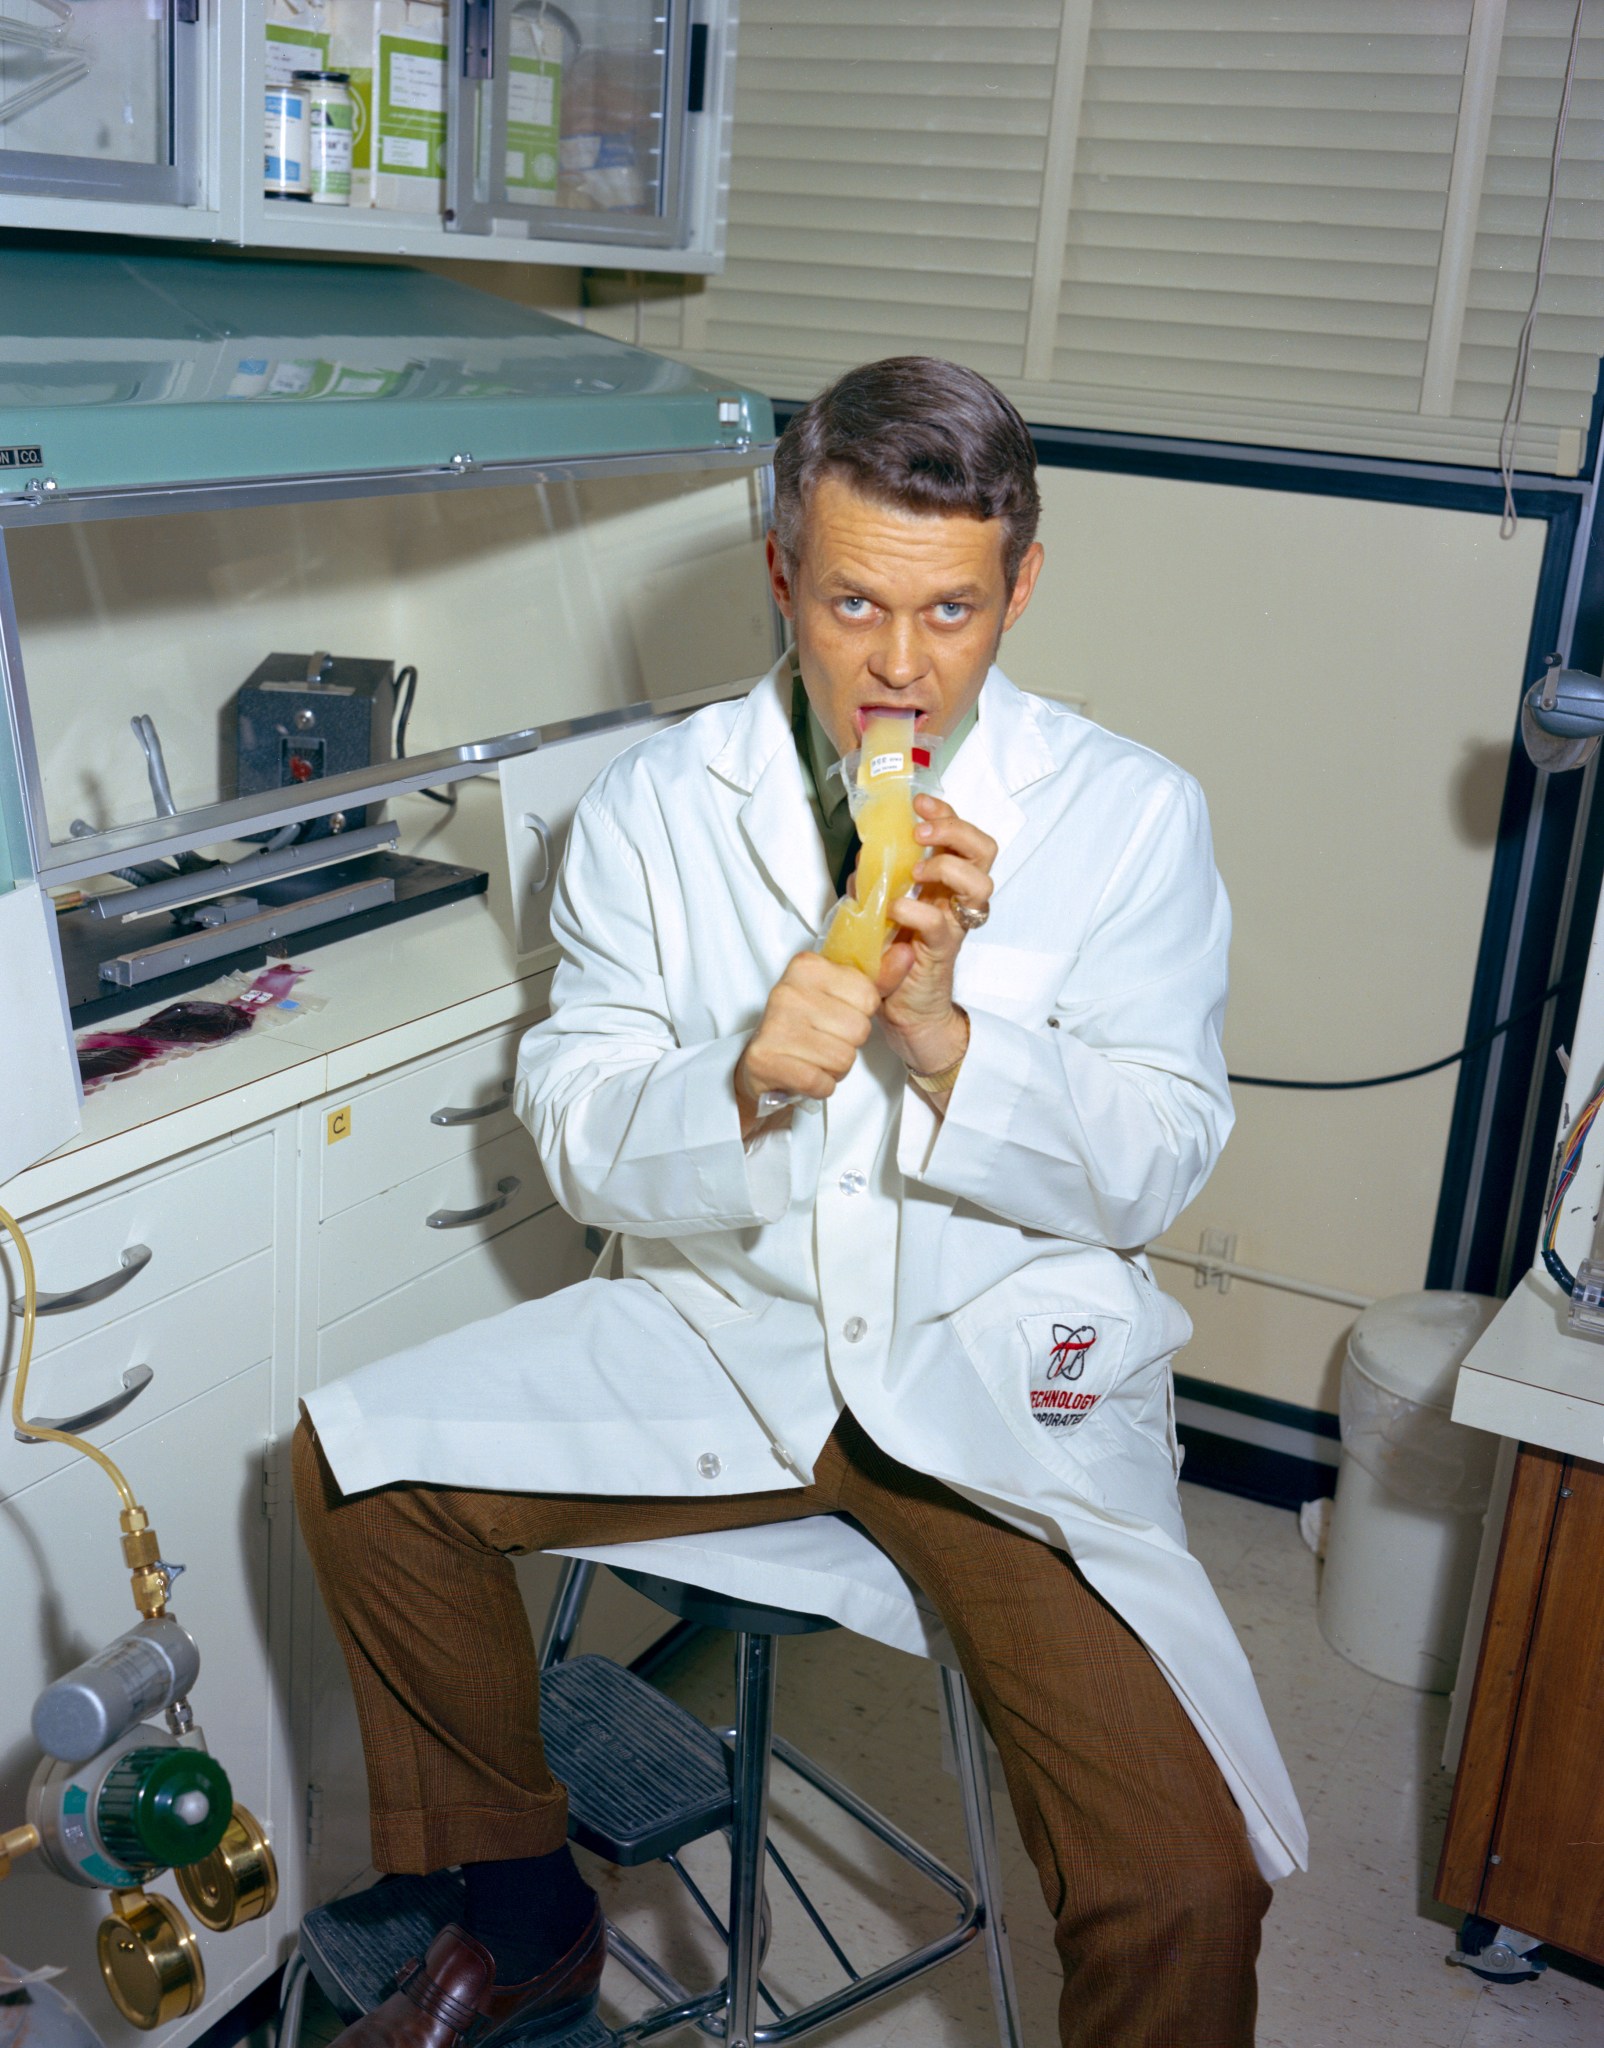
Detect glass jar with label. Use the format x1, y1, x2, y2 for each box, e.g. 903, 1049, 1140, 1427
294, 71, 355, 207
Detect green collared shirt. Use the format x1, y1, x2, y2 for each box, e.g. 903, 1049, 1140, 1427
789, 652, 979, 885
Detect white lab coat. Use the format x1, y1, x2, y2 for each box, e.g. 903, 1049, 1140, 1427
308, 657, 1309, 1882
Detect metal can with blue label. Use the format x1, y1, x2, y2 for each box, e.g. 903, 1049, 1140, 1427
265, 82, 311, 200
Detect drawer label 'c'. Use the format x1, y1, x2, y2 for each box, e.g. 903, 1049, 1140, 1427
327, 1106, 352, 1144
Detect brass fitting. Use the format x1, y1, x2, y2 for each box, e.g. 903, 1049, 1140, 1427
0, 1822, 41, 1880
120, 1507, 168, 1617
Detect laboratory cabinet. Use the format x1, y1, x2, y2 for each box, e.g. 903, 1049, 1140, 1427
0, 249, 773, 2023
0, 1003, 669, 2033
1436, 1443, 1604, 1968
0, 2, 740, 273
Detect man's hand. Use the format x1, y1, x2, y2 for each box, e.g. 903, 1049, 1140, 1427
735, 950, 881, 1141
875, 794, 997, 1077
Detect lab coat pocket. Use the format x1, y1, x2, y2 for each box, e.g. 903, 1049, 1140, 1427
1015, 1308, 1133, 1450
952, 1265, 1145, 1500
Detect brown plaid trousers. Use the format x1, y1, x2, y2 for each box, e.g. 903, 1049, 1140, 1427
294, 1408, 1270, 2047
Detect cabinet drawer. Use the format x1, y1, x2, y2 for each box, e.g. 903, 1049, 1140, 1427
0, 1362, 275, 2048
320, 1024, 536, 1219
0, 1250, 274, 1505
318, 1125, 559, 1328
1, 1131, 274, 1364
318, 1203, 591, 1387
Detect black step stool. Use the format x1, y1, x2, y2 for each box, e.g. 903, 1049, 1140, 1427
282, 1558, 1020, 2048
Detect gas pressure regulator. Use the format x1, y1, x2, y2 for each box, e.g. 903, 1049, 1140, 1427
0, 1206, 277, 2028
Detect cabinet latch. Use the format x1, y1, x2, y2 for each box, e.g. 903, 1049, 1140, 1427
462, 0, 493, 80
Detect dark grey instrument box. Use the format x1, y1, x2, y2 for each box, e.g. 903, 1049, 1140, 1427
234, 652, 396, 838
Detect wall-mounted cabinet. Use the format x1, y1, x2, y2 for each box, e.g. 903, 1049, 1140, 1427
0, 3, 737, 272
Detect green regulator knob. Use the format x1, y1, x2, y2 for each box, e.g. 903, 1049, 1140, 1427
96, 1747, 232, 1873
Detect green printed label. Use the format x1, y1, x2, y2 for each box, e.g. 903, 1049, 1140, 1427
266, 22, 329, 86
378, 34, 447, 179
310, 98, 354, 197
347, 66, 373, 174
506, 55, 560, 198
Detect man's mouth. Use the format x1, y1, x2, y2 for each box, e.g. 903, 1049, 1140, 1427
854, 704, 928, 735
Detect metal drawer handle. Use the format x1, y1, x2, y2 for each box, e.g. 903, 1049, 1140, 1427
9, 1244, 153, 1319
430, 1079, 514, 1127
427, 1177, 520, 1230
16, 1364, 155, 1443
522, 813, 553, 895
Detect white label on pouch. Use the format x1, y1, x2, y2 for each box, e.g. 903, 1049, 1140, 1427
868, 751, 907, 777
388, 49, 445, 113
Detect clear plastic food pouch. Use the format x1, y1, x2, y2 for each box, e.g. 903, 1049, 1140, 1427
818, 711, 942, 977
76, 964, 316, 1092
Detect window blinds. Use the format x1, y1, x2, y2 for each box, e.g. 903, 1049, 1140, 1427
633, 0, 1603, 475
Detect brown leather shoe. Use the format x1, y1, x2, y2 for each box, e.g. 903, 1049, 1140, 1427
331, 1904, 606, 2048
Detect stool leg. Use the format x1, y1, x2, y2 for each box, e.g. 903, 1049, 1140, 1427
275, 1952, 310, 2048
940, 1666, 1025, 2048
539, 1557, 596, 1671
727, 1631, 777, 2048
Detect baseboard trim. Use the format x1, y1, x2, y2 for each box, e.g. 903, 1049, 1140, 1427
1174, 1374, 1340, 1510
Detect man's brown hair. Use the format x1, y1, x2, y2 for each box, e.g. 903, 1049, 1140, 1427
772, 356, 1041, 588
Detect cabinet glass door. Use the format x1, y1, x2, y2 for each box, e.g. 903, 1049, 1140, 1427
0, 0, 199, 205
447, 0, 691, 246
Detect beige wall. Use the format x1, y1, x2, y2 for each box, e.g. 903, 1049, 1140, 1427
1003, 467, 1544, 1410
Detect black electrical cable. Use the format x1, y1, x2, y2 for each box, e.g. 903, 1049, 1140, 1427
1228, 975, 1578, 1091
393, 664, 458, 809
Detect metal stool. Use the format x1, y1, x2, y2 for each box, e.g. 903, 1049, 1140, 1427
539, 1554, 1024, 2048
282, 1559, 1022, 2048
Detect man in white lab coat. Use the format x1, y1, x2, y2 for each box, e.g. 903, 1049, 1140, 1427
296, 357, 1306, 2048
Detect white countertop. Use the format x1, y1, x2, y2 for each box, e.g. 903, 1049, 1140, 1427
1452, 1266, 1604, 1465
1, 781, 557, 1219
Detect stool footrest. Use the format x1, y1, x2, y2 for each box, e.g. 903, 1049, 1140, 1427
299, 1873, 613, 2044
543, 1653, 735, 1867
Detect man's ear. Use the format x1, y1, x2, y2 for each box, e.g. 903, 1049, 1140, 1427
1003, 541, 1045, 632
766, 531, 796, 620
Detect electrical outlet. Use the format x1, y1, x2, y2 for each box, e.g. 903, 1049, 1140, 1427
1197, 1228, 1237, 1293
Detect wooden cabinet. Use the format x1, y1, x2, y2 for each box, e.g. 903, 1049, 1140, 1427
1436, 1444, 1604, 1963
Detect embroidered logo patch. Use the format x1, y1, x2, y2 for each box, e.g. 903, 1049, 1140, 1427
1046, 1323, 1095, 1379
1031, 1321, 1100, 1430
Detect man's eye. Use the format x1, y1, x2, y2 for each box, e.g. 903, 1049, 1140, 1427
935, 603, 970, 623
836, 597, 872, 618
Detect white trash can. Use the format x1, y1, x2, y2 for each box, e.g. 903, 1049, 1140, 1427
1317, 1290, 1501, 1692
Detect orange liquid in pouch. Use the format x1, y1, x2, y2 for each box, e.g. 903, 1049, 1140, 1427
819, 712, 921, 978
